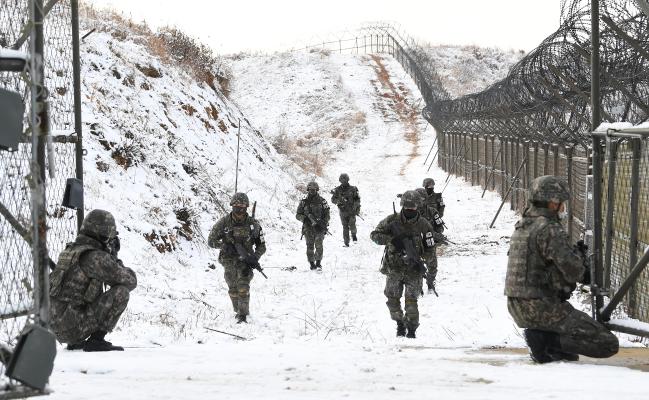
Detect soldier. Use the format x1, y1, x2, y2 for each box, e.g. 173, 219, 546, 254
49, 209, 137, 352
505, 175, 619, 363
370, 191, 443, 338
208, 192, 266, 324
414, 183, 446, 294
418, 178, 445, 217
330, 173, 361, 247
296, 181, 330, 270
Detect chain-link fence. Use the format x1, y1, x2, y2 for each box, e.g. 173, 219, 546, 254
1, 0, 81, 396
597, 131, 649, 324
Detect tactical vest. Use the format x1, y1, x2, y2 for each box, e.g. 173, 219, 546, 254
50, 243, 101, 306
504, 214, 555, 298
219, 215, 261, 260
334, 185, 358, 212
302, 196, 327, 220
382, 214, 429, 273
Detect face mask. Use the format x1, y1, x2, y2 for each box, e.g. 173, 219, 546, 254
426, 187, 434, 195
402, 209, 418, 219
308, 190, 317, 197
233, 206, 247, 217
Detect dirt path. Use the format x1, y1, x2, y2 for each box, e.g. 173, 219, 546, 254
368, 54, 422, 175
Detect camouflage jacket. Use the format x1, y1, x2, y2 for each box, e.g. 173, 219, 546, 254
208, 213, 266, 266
504, 206, 585, 299
296, 194, 330, 233
414, 188, 445, 234
331, 184, 360, 214
370, 212, 442, 275
416, 188, 445, 219
50, 235, 137, 308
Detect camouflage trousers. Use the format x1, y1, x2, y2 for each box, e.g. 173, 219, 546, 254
50, 285, 130, 344
384, 271, 423, 329
425, 249, 438, 286
224, 263, 253, 317
338, 212, 357, 244
304, 229, 325, 262
508, 297, 619, 358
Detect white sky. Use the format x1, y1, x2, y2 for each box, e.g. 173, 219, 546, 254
87, 0, 563, 54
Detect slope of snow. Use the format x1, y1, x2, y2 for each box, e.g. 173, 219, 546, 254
419, 44, 524, 98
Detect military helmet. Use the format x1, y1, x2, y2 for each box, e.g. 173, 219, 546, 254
80, 209, 117, 240
400, 190, 420, 209
423, 178, 435, 188
530, 175, 570, 203
339, 173, 350, 183
307, 181, 319, 191
230, 192, 250, 207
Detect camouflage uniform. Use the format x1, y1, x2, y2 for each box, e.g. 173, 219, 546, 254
371, 191, 442, 337
208, 193, 266, 320
331, 174, 361, 246
419, 178, 445, 217
296, 181, 330, 269
505, 176, 618, 362
415, 185, 445, 288
49, 210, 137, 350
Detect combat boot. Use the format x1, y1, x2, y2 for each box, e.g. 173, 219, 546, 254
83, 331, 124, 352
344, 240, 349, 247
352, 233, 357, 242
523, 329, 553, 363
83, 338, 124, 352
316, 260, 322, 270
309, 261, 317, 270
236, 314, 247, 324
406, 325, 417, 339
66, 341, 86, 351
396, 321, 406, 337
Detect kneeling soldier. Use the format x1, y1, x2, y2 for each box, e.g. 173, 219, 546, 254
505, 176, 619, 362
49, 209, 137, 352
209, 193, 266, 323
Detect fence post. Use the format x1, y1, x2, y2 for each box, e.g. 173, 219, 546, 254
501, 136, 507, 198
566, 146, 574, 239
524, 140, 531, 206
553, 143, 560, 175
470, 134, 476, 185
491, 136, 496, 190
71, 0, 84, 231
543, 142, 550, 174
533, 141, 539, 178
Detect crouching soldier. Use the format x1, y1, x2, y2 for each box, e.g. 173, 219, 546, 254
371, 191, 442, 338
49, 209, 137, 352
331, 173, 361, 247
297, 181, 330, 270
208, 192, 266, 324
505, 176, 619, 363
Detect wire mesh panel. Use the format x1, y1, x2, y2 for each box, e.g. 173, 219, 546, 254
1, 0, 79, 394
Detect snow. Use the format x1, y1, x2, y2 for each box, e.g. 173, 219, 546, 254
38, 13, 649, 400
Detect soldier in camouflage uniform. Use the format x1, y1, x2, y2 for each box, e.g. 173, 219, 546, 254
505, 175, 619, 363
49, 209, 137, 352
208, 192, 266, 323
371, 191, 443, 338
330, 173, 361, 247
296, 181, 330, 270
415, 179, 446, 293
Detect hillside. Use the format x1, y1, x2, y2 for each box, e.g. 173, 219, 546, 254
419, 44, 524, 98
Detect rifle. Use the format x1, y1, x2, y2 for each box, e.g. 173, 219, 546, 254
234, 242, 268, 279
436, 235, 456, 246
576, 240, 591, 285
389, 220, 428, 276
307, 213, 331, 235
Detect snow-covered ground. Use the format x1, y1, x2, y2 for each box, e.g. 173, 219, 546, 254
46, 29, 648, 398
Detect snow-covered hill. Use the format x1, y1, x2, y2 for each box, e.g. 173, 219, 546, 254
418, 44, 524, 98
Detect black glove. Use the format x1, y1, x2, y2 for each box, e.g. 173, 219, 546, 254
575, 240, 591, 285
108, 236, 121, 257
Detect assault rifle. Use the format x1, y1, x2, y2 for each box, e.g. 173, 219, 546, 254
575, 240, 591, 285
389, 222, 428, 276
234, 242, 268, 279
307, 213, 332, 235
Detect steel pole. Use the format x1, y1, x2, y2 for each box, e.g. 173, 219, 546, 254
490, 157, 527, 229
235, 119, 240, 193
71, 0, 84, 231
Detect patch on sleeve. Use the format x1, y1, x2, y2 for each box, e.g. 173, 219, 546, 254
258, 229, 265, 244
425, 231, 434, 247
